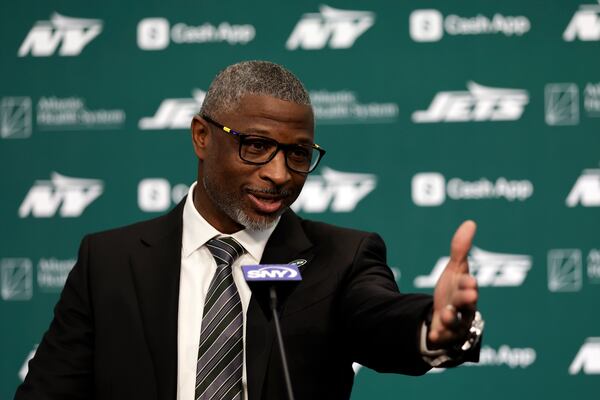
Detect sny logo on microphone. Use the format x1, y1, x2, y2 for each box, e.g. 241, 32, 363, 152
242, 265, 302, 281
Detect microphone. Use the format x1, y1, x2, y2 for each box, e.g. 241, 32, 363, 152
242, 264, 302, 400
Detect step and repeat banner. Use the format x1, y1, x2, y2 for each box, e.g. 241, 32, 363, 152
1, 0, 599, 399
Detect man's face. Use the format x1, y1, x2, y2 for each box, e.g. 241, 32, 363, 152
192, 94, 314, 233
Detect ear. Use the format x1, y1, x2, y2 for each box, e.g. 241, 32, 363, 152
191, 115, 210, 160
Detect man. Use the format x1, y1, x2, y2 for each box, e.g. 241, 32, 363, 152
15, 61, 482, 400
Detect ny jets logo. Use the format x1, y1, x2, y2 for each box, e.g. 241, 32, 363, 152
286, 5, 375, 50
566, 168, 600, 207
569, 338, 600, 374
414, 247, 532, 288
19, 172, 103, 218
139, 89, 206, 130
563, 2, 600, 41
412, 82, 529, 123
291, 167, 376, 213
18, 13, 103, 57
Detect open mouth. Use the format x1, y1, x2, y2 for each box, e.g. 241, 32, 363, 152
246, 190, 286, 214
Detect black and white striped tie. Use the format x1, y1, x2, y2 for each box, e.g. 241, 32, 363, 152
195, 236, 245, 400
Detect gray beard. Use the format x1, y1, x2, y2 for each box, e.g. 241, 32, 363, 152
202, 176, 281, 231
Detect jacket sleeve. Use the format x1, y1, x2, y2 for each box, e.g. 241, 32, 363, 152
340, 232, 481, 375
340, 232, 434, 375
14, 235, 95, 400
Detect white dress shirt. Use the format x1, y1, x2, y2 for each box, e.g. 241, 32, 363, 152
176, 182, 279, 400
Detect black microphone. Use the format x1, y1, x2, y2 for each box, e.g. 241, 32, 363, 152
242, 264, 302, 400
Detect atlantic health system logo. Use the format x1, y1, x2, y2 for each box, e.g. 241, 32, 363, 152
545, 82, 600, 126
1, 97, 32, 139
544, 83, 580, 126
1, 258, 33, 301
548, 249, 584, 292
286, 5, 374, 50
1, 257, 75, 302
412, 82, 529, 123
19, 172, 104, 218
18, 12, 103, 57
310, 90, 399, 124
547, 248, 600, 292
1, 95, 126, 138
414, 247, 532, 288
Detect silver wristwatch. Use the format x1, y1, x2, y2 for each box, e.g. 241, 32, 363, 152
460, 310, 484, 351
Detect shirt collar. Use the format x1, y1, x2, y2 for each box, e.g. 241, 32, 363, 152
182, 182, 279, 262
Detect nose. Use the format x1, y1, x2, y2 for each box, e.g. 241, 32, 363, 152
258, 149, 292, 186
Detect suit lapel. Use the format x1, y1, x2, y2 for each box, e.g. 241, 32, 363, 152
130, 201, 184, 400
246, 209, 313, 400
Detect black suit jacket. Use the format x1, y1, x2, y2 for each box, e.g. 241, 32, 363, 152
15, 200, 467, 400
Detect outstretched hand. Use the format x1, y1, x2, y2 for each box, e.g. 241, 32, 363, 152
428, 220, 478, 347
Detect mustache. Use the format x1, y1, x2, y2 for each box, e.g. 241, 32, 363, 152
246, 186, 294, 197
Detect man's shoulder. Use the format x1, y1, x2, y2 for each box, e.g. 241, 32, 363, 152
85, 202, 183, 247
298, 216, 371, 238
281, 211, 388, 265
289, 211, 381, 247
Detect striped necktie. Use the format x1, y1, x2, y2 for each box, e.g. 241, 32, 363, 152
195, 236, 245, 400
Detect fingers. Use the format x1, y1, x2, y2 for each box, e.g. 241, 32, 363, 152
449, 289, 478, 313
458, 274, 478, 290
440, 304, 460, 328
450, 274, 478, 311
450, 220, 477, 265
429, 305, 474, 344
429, 275, 478, 345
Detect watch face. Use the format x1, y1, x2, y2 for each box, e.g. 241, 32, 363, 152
461, 311, 484, 351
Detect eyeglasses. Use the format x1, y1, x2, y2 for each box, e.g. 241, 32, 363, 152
202, 115, 326, 174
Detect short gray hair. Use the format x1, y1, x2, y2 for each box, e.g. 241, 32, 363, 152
199, 60, 311, 118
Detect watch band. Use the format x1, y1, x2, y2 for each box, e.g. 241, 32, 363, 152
460, 310, 484, 351
421, 309, 485, 366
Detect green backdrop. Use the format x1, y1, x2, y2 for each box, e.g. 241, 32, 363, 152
1, 0, 599, 399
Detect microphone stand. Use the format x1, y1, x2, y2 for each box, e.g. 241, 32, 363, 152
269, 286, 295, 400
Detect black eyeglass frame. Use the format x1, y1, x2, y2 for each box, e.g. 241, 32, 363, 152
202, 115, 326, 174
